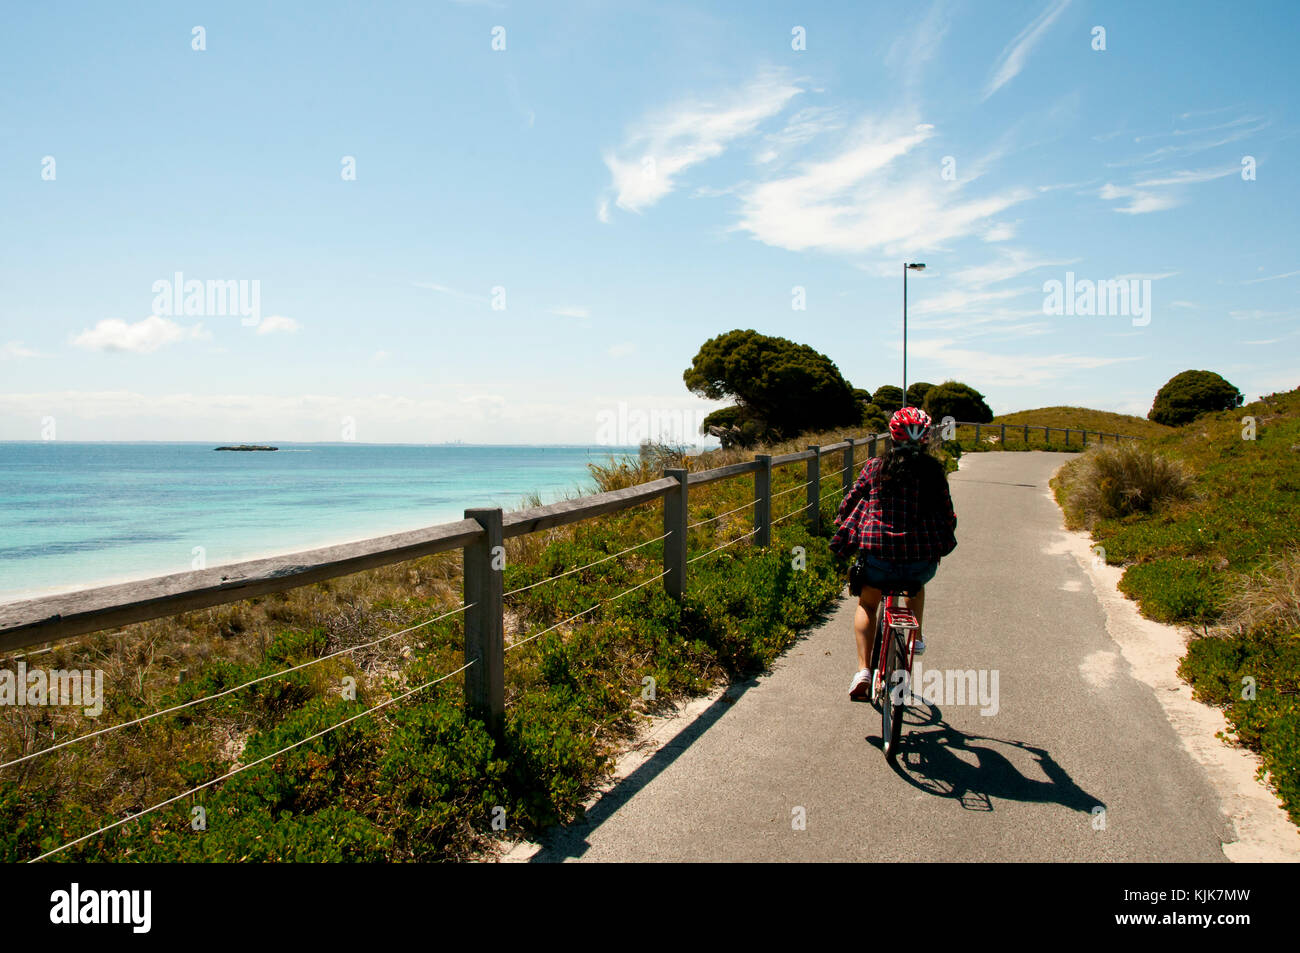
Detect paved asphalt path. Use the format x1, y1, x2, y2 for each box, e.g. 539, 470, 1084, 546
525, 452, 1232, 862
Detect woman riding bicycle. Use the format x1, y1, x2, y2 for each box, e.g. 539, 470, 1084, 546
829, 407, 958, 701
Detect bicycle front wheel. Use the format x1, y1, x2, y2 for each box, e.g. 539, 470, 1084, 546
880, 627, 907, 760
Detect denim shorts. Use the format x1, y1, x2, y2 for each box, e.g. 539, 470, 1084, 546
848, 552, 938, 596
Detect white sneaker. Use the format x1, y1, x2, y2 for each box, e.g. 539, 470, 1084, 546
848, 668, 872, 700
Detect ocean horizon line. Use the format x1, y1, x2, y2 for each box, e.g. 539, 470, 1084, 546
0, 440, 682, 450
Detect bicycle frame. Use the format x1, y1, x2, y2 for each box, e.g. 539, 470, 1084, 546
874, 589, 921, 759
879, 592, 919, 692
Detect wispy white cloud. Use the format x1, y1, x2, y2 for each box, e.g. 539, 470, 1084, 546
948, 249, 1075, 288
601, 70, 801, 215
1243, 269, 1300, 284
71, 316, 210, 354
754, 105, 844, 166
1230, 309, 1296, 321
982, 221, 1017, 242
1105, 119, 1268, 168
1097, 183, 1182, 215
1134, 167, 1238, 188
886, 1, 951, 98
982, 0, 1071, 101
548, 306, 590, 319
908, 336, 1140, 387
1097, 166, 1235, 215
256, 315, 301, 335
413, 281, 489, 305
1178, 105, 1241, 121
1, 342, 40, 360
733, 116, 1033, 256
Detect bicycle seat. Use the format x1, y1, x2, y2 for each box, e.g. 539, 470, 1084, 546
882, 583, 925, 598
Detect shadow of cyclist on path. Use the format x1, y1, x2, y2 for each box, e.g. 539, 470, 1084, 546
870, 704, 1104, 815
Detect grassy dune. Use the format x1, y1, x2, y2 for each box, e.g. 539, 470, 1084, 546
992, 406, 1172, 438
955, 405, 1173, 453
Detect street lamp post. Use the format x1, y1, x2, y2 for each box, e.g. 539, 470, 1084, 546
903, 262, 926, 402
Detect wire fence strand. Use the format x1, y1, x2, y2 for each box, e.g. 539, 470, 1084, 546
0, 602, 474, 772
502, 531, 670, 598
26, 659, 477, 863
686, 528, 758, 563
686, 497, 756, 529
505, 568, 669, 653
771, 477, 814, 500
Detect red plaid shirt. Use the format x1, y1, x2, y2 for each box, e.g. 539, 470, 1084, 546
829, 457, 957, 562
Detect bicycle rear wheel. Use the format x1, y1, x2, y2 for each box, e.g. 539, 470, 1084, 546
880, 626, 907, 760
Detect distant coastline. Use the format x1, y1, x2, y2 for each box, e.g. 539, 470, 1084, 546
214, 445, 278, 451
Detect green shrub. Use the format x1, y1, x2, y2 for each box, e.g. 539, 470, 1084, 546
1119, 558, 1224, 623
1149, 369, 1244, 426
923, 380, 993, 424
1180, 624, 1300, 824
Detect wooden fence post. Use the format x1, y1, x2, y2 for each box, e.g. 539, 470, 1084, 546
1023, 424, 1029, 444
754, 454, 772, 547
463, 507, 504, 737
975, 423, 981, 442
1082, 430, 1088, 447
806, 446, 821, 534
1065, 428, 1071, 447
1000, 423, 1006, 445
663, 468, 687, 602
841, 437, 855, 495
868, 434, 878, 458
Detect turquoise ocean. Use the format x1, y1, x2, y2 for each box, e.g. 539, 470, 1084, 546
0, 442, 635, 603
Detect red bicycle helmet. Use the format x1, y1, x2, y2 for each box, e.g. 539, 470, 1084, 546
888, 406, 932, 444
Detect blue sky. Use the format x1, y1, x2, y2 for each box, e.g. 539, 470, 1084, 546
1, 0, 1297, 443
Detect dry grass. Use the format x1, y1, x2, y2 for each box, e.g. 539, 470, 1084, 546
0, 550, 468, 822
1057, 441, 1195, 528
1217, 550, 1300, 636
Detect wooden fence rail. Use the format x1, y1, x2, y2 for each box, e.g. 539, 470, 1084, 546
953, 421, 1140, 448
0, 421, 1138, 733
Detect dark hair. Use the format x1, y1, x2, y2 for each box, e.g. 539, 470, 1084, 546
875, 440, 950, 516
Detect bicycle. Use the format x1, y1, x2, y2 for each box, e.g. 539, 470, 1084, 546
871, 586, 922, 761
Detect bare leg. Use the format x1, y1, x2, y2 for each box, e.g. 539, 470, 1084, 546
854, 586, 883, 671
904, 586, 926, 629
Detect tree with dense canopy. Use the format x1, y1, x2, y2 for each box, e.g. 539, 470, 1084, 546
871, 385, 905, 414
1148, 370, 1244, 426
905, 381, 934, 408
684, 329, 861, 446
922, 381, 994, 424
